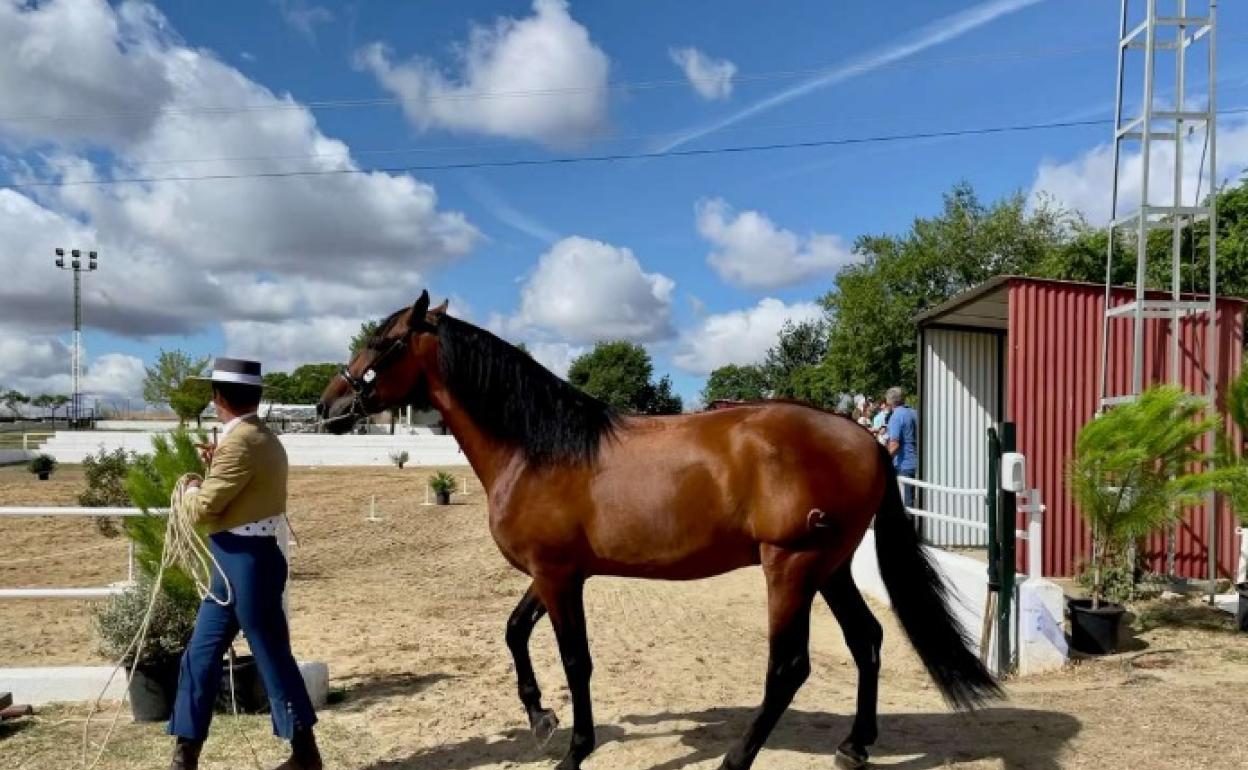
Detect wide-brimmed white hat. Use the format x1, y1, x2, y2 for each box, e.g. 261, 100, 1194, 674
190, 357, 264, 387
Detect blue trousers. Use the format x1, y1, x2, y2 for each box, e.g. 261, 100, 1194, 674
168, 532, 317, 741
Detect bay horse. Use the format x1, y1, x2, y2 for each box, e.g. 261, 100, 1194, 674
317, 291, 999, 770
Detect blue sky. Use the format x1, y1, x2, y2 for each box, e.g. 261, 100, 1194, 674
2, 0, 1246, 408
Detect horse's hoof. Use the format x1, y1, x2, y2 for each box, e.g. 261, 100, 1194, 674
834, 745, 870, 769
531, 709, 559, 747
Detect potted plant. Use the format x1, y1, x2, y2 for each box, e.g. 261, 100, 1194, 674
429, 471, 456, 505
1220, 367, 1248, 632
1068, 385, 1238, 653
390, 449, 410, 470
90, 429, 205, 720
94, 573, 199, 721
28, 453, 57, 481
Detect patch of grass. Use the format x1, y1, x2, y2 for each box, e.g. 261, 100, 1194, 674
1134, 599, 1237, 634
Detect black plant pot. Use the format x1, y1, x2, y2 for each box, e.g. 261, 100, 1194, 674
128, 660, 181, 722
436, 490, 451, 506
36, 472, 49, 481
1236, 583, 1248, 633
1068, 598, 1126, 655
214, 655, 270, 714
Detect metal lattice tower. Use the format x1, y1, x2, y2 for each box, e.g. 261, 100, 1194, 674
53, 248, 98, 427
1097, 0, 1218, 581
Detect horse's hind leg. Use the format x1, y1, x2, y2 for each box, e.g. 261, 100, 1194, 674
718, 546, 818, 770
533, 573, 596, 770
820, 566, 883, 769
506, 583, 559, 744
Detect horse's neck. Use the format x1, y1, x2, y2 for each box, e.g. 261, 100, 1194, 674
429, 386, 514, 493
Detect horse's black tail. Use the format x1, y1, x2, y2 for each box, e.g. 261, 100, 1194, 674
872, 444, 1002, 709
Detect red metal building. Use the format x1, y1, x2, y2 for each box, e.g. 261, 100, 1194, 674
916, 276, 1245, 578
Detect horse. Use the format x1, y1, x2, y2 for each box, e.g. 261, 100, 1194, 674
317, 291, 1000, 770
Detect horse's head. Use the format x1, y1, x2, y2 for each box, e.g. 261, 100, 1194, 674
317, 290, 448, 434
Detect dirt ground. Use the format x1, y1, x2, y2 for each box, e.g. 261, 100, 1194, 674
3, 465, 1248, 770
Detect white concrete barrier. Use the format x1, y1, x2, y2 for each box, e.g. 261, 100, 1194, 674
0, 448, 34, 466
850, 532, 1066, 676
0, 661, 330, 708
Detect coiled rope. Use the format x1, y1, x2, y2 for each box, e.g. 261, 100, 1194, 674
81, 473, 263, 770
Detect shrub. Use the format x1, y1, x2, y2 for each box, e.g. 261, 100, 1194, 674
429, 471, 456, 495
79, 447, 157, 537
390, 450, 410, 469
28, 453, 57, 475
94, 572, 200, 667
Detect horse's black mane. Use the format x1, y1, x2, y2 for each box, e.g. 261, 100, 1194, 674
425, 315, 619, 466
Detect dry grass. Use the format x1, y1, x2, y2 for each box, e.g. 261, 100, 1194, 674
3, 465, 1248, 769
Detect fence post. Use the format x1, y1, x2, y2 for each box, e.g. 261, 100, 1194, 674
1027, 489, 1044, 580
997, 422, 1018, 676
986, 428, 1000, 593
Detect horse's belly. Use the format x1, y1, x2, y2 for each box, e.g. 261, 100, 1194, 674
583, 514, 759, 580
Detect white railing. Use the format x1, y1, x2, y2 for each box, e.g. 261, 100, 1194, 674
0, 506, 163, 599
897, 477, 1046, 579
22, 432, 55, 451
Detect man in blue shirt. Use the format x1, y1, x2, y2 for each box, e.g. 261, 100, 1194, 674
885, 386, 918, 507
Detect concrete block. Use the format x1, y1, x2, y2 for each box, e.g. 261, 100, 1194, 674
1018, 578, 1068, 675
0, 661, 330, 707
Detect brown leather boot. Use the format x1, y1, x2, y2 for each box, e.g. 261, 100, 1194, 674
272, 727, 322, 770
169, 738, 202, 770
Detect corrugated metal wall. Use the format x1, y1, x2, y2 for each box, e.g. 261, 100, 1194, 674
919, 327, 1001, 546
1006, 279, 1245, 577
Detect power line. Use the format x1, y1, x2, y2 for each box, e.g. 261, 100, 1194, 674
0, 38, 1212, 126
7, 108, 1244, 192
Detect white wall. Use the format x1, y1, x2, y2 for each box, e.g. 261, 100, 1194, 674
34, 431, 465, 467
0, 448, 34, 466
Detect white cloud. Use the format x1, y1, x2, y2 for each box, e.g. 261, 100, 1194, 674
0, 0, 173, 146
1030, 120, 1248, 225
673, 298, 825, 374
655, 0, 1040, 152
526, 341, 586, 379
0, 333, 144, 399
669, 47, 735, 101
0, 0, 480, 388
695, 198, 855, 290
272, 0, 333, 43
82, 353, 146, 398
516, 236, 675, 343
355, 0, 609, 147
223, 317, 364, 374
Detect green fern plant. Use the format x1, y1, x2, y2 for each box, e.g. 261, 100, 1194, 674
122, 429, 207, 606
1070, 385, 1246, 607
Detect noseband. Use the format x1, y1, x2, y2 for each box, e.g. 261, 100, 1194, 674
335, 333, 413, 420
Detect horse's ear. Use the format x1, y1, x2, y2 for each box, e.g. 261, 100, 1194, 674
430, 298, 449, 317
410, 291, 430, 325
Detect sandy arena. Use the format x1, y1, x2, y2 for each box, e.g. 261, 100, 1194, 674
2, 465, 1248, 769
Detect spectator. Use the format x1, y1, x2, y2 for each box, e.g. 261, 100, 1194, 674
885, 386, 918, 506
872, 397, 890, 444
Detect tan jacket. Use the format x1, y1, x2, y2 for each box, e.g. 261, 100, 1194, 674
192, 416, 288, 534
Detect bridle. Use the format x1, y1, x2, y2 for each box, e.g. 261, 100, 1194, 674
331, 332, 415, 425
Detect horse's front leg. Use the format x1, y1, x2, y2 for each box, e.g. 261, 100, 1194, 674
506, 583, 559, 744
533, 573, 596, 770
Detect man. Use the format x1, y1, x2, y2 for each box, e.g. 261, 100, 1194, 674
884, 386, 918, 507
168, 358, 320, 770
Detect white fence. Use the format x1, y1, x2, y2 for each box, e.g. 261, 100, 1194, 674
0, 506, 157, 599
898, 476, 1045, 579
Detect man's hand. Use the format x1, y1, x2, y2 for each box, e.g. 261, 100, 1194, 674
195, 442, 217, 466
187, 478, 201, 490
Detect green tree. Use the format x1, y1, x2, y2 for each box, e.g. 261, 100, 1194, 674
820, 184, 1072, 396
287, 363, 340, 403
764, 319, 829, 398
142, 350, 210, 410
567, 342, 682, 414
646, 375, 684, 415
701, 364, 770, 404
262, 371, 295, 404
169, 379, 211, 427
2, 389, 29, 419
350, 320, 381, 356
